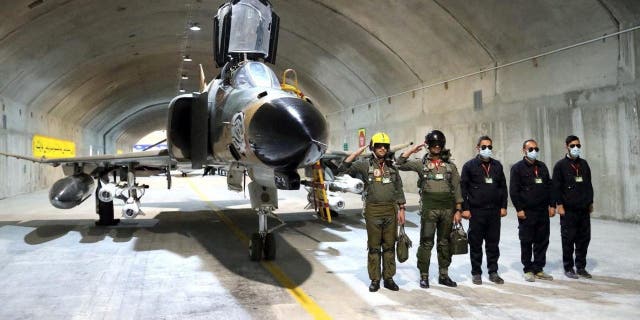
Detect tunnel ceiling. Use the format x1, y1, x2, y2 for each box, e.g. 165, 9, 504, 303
1, 0, 639, 145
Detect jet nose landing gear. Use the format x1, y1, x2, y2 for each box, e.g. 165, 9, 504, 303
249, 231, 276, 261
248, 182, 285, 261
249, 207, 280, 261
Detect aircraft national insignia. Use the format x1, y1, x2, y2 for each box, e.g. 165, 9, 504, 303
231, 112, 246, 154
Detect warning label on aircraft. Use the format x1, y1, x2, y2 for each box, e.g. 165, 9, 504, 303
32, 134, 76, 159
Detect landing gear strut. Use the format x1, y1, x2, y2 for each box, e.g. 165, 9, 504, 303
95, 180, 120, 226
249, 207, 278, 261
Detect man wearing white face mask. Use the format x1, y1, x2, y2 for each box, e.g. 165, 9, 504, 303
460, 135, 508, 285
552, 135, 594, 279
509, 139, 555, 282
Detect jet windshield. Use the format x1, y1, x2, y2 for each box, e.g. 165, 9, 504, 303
232, 62, 280, 89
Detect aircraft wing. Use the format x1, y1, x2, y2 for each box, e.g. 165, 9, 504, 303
0, 149, 172, 167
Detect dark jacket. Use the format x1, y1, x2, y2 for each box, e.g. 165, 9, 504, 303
552, 155, 593, 210
460, 156, 508, 211
509, 158, 553, 212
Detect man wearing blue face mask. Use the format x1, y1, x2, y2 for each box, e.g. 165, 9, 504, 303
509, 139, 555, 282
552, 135, 594, 279
460, 135, 508, 285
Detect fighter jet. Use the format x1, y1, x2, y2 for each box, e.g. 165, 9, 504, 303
0, 0, 328, 261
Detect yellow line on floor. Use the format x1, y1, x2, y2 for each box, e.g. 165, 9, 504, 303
187, 179, 332, 320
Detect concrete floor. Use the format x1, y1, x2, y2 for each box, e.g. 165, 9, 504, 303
0, 174, 639, 320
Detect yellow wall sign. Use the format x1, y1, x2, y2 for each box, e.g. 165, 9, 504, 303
32, 134, 76, 159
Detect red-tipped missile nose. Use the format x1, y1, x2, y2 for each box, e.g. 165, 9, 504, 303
248, 97, 328, 170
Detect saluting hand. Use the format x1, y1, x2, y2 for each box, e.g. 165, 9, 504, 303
402, 143, 424, 158
345, 145, 369, 163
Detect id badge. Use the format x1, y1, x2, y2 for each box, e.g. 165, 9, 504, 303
575, 176, 583, 183
535, 178, 543, 184
382, 177, 391, 184
375, 177, 382, 182
485, 177, 493, 184
434, 173, 444, 180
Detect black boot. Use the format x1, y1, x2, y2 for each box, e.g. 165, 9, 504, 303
419, 275, 429, 289
576, 269, 592, 279
438, 275, 457, 287
369, 280, 380, 292
383, 278, 399, 291
489, 272, 504, 284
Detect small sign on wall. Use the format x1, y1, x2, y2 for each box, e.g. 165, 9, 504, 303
358, 128, 366, 148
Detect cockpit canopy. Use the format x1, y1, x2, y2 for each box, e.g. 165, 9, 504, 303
214, 0, 280, 67
232, 61, 280, 89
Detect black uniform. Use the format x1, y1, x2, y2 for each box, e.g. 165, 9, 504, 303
460, 156, 508, 276
552, 155, 593, 272
509, 158, 553, 274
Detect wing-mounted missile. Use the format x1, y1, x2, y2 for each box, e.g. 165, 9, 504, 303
326, 193, 345, 211
214, 0, 279, 67
390, 142, 414, 154
49, 173, 95, 209
122, 198, 142, 219
328, 175, 364, 194
97, 182, 117, 202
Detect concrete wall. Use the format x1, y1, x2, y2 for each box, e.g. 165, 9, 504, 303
328, 33, 640, 222
0, 95, 102, 199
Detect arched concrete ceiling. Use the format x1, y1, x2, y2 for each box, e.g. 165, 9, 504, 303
1, 0, 639, 146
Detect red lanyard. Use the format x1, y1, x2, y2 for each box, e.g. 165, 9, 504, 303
570, 163, 580, 176
481, 163, 491, 178
533, 165, 539, 177
431, 159, 441, 171
378, 161, 385, 174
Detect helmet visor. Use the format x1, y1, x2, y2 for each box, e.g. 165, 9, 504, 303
373, 143, 390, 150
427, 140, 444, 148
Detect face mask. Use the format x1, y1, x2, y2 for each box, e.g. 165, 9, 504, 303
569, 147, 581, 158
479, 148, 492, 159
526, 150, 538, 160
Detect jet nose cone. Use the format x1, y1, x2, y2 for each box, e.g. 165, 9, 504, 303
249, 97, 328, 170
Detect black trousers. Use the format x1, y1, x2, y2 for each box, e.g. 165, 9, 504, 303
560, 208, 591, 271
518, 209, 550, 273
468, 208, 501, 275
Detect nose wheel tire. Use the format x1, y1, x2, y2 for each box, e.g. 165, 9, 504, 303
249, 232, 277, 261
263, 233, 276, 260
249, 233, 263, 261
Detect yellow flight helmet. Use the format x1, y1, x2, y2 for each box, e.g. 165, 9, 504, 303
369, 132, 391, 150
